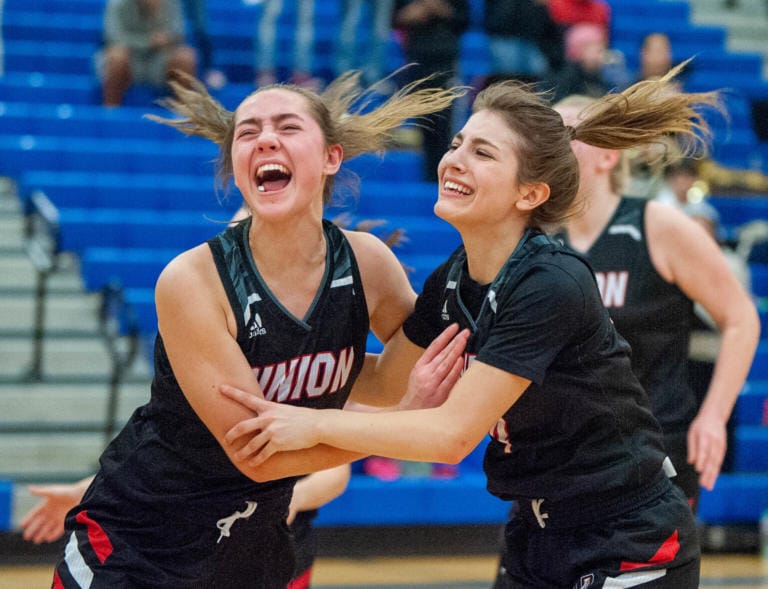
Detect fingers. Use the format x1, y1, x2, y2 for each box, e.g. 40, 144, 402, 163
689, 430, 724, 492
27, 485, 55, 499
19, 504, 43, 530
219, 385, 266, 412
248, 443, 276, 467
233, 430, 269, 462
420, 323, 461, 362
224, 417, 263, 445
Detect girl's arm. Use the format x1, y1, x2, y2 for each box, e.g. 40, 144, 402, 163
222, 359, 529, 467
647, 201, 761, 490
287, 464, 352, 525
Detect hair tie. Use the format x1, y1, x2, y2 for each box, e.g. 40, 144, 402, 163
566, 125, 577, 140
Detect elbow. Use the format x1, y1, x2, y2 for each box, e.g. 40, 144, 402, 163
438, 436, 476, 465
245, 464, 283, 484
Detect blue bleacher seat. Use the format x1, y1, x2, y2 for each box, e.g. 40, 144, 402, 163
18, 170, 238, 213
0, 480, 11, 532
698, 473, 768, 524
0, 134, 218, 178
751, 264, 768, 299
735, 380, 768, 426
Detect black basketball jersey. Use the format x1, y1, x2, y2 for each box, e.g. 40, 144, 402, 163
403, 229, 667, 503
59, 218, 369, 587
556, 198, 697, 435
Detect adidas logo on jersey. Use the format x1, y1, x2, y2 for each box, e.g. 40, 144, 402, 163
248, 313, 267, 338
441, 300, 450, 321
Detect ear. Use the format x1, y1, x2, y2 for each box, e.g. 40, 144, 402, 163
515, 182, 551, 212
324, 143, 344, 175
598, 148, 620, 173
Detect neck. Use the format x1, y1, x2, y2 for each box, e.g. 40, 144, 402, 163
247, 215, 326, 271
566, 185, 621, 252
460, 222, 527, 285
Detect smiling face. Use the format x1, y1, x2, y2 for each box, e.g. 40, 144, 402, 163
232, 88, 342, 222
435, 110, 529, 231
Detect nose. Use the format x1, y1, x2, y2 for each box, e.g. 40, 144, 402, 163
256, 129, 279, 152
439, 146, 464, 174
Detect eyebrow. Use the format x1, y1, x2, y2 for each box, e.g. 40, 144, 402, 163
454, 132, 500, 151
236, 112, 304, 128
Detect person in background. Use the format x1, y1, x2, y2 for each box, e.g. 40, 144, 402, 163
97, 0, 197, 106
220, 66, 727, 589
481, 0, 564, 85
335, 1, 396, 89
554, 92, 760, 513
636, 32, 680, 86
253, 0, 321, 89
181, 0, 227, 89
543, 22, 612, 103
546, 0, 610, 34
392, 0, 470, 183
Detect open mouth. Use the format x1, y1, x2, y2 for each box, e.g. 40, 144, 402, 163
256, 163, 292, 193
443, 180, 472, 196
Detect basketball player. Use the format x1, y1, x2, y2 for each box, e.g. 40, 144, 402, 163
553, 94, 760, 510
219, 67, 725, 587
51, 71, 467, 588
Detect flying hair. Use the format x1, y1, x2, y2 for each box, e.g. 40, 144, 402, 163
146, 69, 467, 200
570, 60, 724, 159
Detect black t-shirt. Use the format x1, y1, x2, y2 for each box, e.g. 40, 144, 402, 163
556, 197, 697, 434
404, 230, 667, 503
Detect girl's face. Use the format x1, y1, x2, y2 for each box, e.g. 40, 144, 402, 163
435, 110, 527, 229
232, 89, 342, 222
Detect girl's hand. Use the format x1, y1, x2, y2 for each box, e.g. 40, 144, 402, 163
220, 387, 321, 465
20, 484, 82, 544
398, 324, 469, 411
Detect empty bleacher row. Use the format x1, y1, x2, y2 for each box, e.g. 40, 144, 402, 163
1, 0, 768, 536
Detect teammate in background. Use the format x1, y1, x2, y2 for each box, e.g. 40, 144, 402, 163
219, 66, 723, 588
553, 94, 760, 510
50, 71, 466, 588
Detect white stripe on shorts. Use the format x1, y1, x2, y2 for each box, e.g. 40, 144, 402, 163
64, 530, 94, 588
602, 568, 666, 588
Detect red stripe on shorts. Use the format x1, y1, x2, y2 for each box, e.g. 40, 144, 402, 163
619, 530, 680, 572
75, 510, 114, 564
286, 566, 313, 589
52, 569, 65, 588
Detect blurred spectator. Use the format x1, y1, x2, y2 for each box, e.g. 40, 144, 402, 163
543, 22, 611, 103
482, 0, 564, 83
97, 0, 197, 107
547, 0, 610, 33
392, 0, 470, 182
335, 0, 396, 88
181, 0, 226, 88
635, 31, 687, 93
253, 0, 320, 89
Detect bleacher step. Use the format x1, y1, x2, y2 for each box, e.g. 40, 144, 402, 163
683, 0, 768, 79
0, 381, 149, 425
0, 292, 101, 333
0, 335, 151, 381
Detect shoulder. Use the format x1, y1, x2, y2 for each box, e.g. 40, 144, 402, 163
511, 249, 595, 308
645, 199, 710, 253
156, 243, 218, 305
341, 228, 403, 272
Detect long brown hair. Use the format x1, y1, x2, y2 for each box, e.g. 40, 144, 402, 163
472, 61, 722, 227
147, 70, 467, 203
